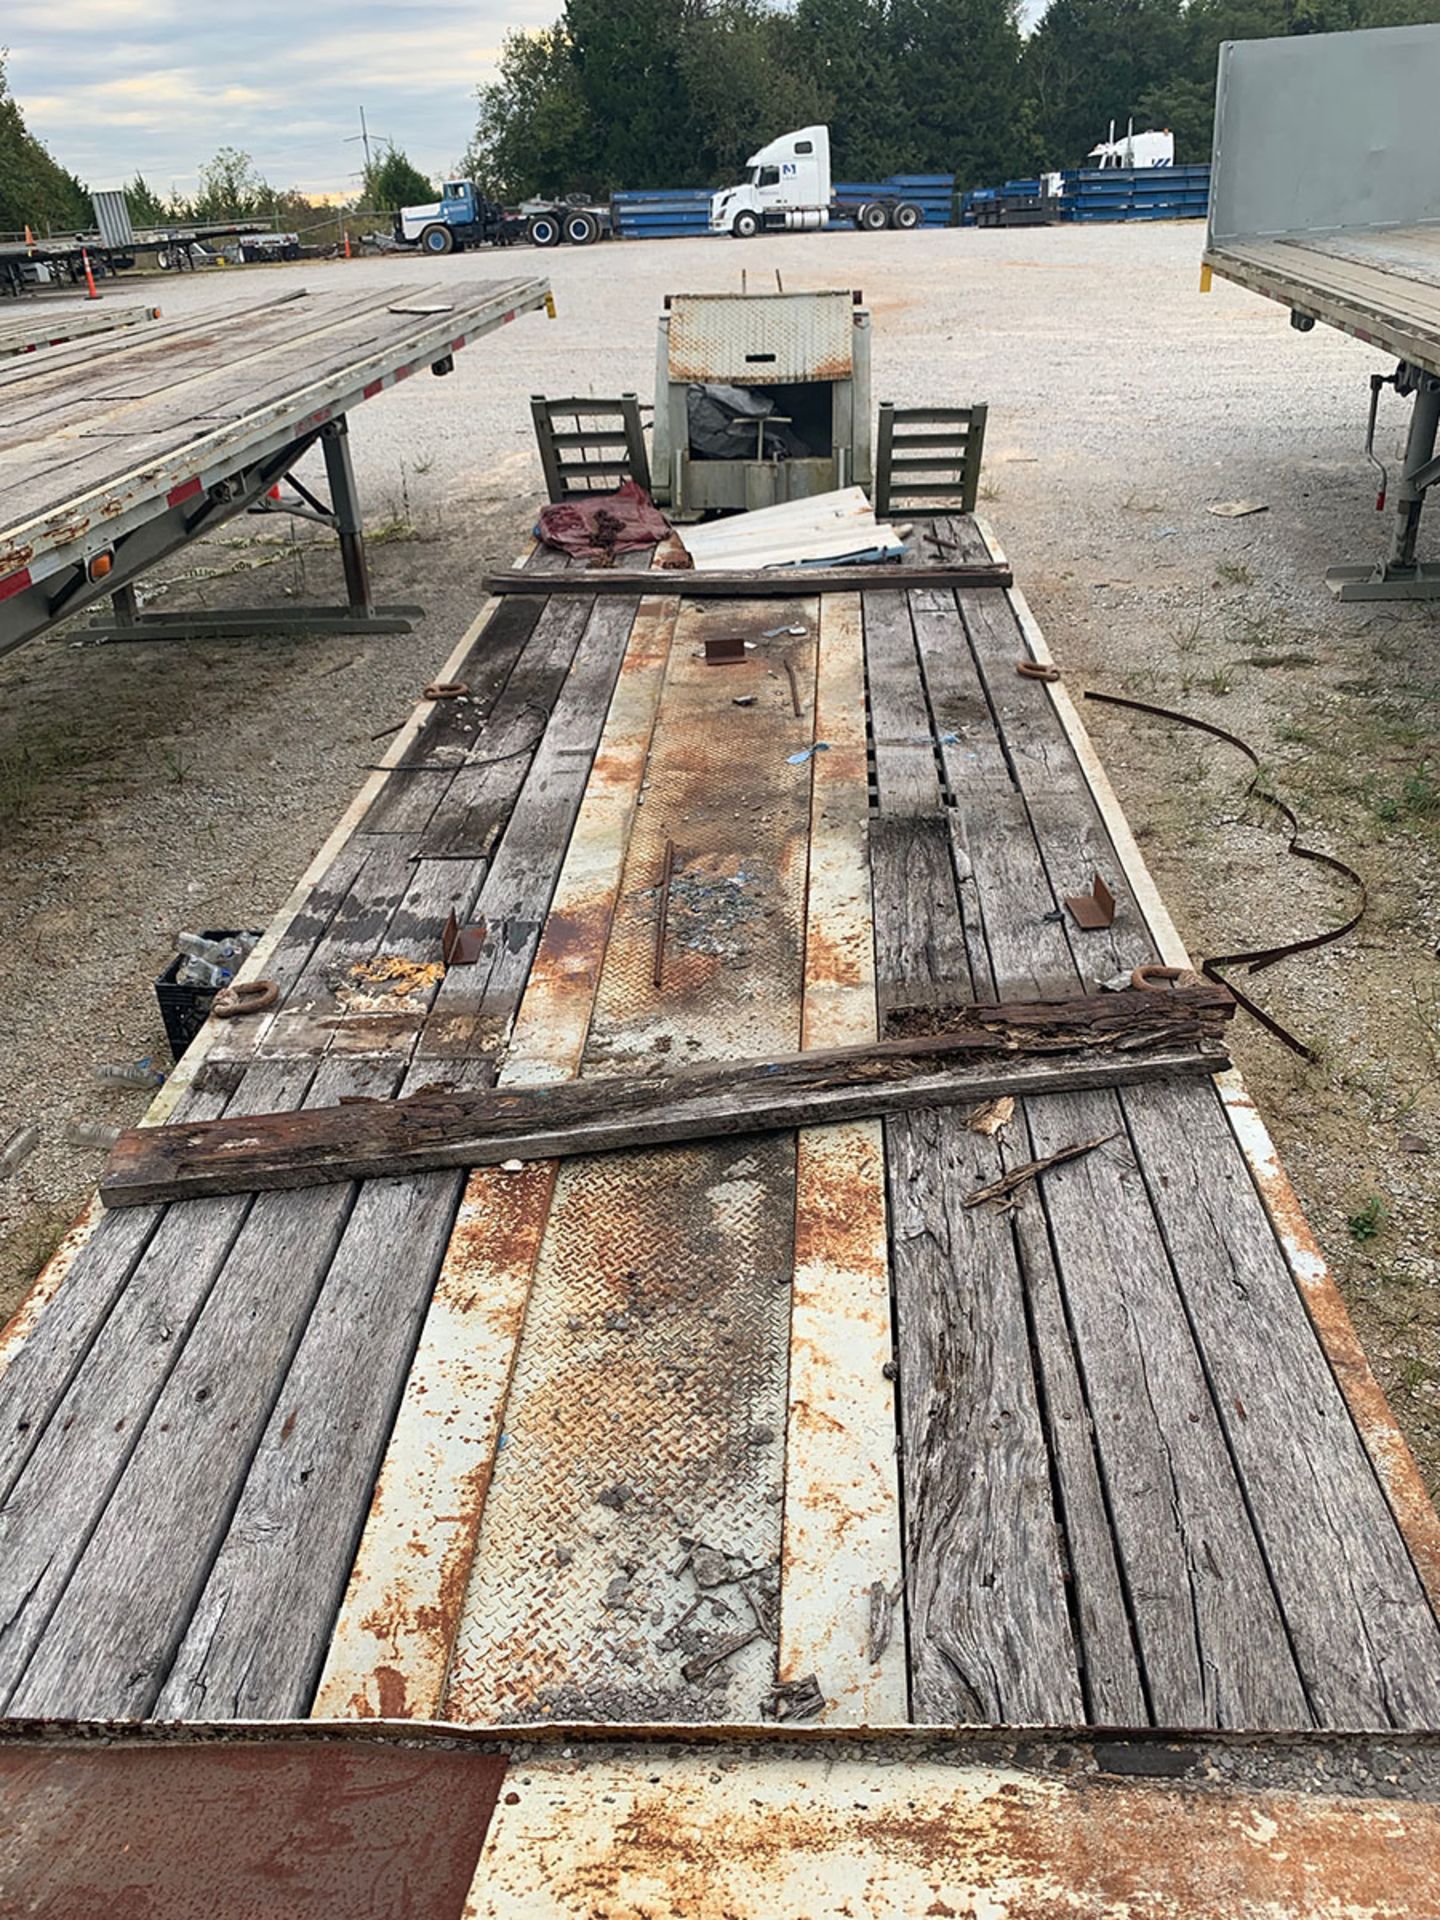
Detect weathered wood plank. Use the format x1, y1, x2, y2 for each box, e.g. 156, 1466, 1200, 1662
102, 991, 1233, 1207
864, 578, 1090, 1723
867, 816, 1084, 1724
9, 1055, 398, 1720
938, 592, 1312, 1729
0, 1059, 313, 1710
862, 592, 943, 817
151, 590, 643, 1718
960, 539, 1440, 1725
482, 564, 1013, 597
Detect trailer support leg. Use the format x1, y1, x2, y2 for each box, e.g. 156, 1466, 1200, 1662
321, 417, 375, 616
1328, 368, 1440, 600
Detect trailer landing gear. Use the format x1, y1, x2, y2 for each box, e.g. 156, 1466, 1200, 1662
1328, 363, 1440, 601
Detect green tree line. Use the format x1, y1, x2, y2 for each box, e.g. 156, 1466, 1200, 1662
466, 0, 1440, 199
0, 55, 88, 233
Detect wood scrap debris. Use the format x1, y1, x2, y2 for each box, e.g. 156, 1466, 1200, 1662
962, 1132, 1120, 1210
100, 987, 1233, 1208
965, 1095, 1014, 1137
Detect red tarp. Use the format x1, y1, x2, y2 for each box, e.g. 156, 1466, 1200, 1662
536, 480, 672, 562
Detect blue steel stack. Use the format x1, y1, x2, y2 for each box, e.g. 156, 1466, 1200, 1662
611, 174, 955, 240
1058, 164, 1210, 221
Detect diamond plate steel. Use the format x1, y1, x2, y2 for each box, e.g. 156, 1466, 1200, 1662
445, 1136, 796, 1723
445, 598, 818, 1725
667, 291, 855, 384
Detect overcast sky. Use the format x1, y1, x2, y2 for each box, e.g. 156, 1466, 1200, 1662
7, 0, 557, 200
9, 0, 1050, 202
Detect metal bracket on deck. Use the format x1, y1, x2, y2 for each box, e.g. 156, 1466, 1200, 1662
1328, 364, 1440, 601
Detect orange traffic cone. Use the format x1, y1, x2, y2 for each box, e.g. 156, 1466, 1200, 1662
81, 248, 99, 300
343, 229, 352, 260
23, 224, 33, 249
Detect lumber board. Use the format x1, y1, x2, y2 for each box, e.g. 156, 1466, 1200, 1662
955, 525, 1440, 1725
942, 579, 1312, 1728
101, 991, 1233, 1207
482, 563, 1013, 597
0, 1059, 312, 1711
9, 1057, 396, 1720
868, 820, 1083, 1724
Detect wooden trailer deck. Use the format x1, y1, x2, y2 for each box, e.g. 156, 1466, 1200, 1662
2, 520, 1439, 1741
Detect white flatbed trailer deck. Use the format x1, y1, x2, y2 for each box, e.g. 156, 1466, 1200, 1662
0, 275, 551, 658
1203, 23, 1440, 599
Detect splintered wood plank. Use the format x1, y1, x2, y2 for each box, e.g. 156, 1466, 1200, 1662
956, 533, 1440, 1725
928, 570, 1308, 1729
866, 593, 1084, 1727
443, 601, 818, 1727
105, 997, 1231, 1206
312, 594, 677, 1721
0, 1059, 313, 1711
9, 1056, 397, 1720
778, 592, 905, 1725
154, 588, 640, 1720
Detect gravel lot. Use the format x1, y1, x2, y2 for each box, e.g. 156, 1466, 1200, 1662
2, 224, 1438, 1481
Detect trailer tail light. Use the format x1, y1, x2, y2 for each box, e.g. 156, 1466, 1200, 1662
87, 551, 114, 581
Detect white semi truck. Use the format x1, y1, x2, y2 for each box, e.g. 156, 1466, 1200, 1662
709, 126, 925, 237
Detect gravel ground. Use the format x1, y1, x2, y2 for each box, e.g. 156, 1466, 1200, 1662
2, 224, 1437, 1483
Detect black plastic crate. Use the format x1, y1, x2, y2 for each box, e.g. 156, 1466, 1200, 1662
154, 929, 261, 1063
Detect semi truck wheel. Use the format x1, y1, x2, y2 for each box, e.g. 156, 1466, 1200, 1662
858, 202, 888, 232
564, 211, 599, 245
891, 201, 923, 230
528, 213, 562, 247
420, 224, 454, 255
730, 209, 760, 238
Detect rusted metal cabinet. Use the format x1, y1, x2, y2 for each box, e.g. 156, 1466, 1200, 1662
651, 289, 872, 517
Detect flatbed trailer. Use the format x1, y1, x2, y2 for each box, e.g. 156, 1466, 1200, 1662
0, 276, 551, 660
0, 300, 160, 358
1203, 23, 1440, 599
2, 519, 1439, 1909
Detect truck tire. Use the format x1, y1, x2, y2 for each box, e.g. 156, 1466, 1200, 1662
420, 224, 454, 255
564, 210, 599, 245
730, 209, 760, 238
857, 201, 888, 232
528, 213, 562, 248
891, 201, 923, 230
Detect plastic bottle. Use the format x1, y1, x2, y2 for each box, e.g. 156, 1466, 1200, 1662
93, 1057, 166, 1091
64, 1120, 121, 1149
176, 932, 244, 968
0, 1124, 39, 1176
178, 957, 230, 989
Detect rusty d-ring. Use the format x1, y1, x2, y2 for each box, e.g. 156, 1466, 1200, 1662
1016, 660, 1061, 683
213, 978, 280, 1019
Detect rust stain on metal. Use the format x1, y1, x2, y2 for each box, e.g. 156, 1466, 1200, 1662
704, 634, 747, 665
444, 595, 814, 1725
0, 1737, 507, 1920
442, 909, 488, 968
467, 1748, 1440, 1918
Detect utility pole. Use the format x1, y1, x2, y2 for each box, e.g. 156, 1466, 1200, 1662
346, 109, 389, 203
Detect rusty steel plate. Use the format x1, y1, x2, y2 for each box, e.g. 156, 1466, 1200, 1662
465, 1740, 1440, 1918
667, 291, 854, 385
0, 1738, 506, 1919
444, 599, 817, 1725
